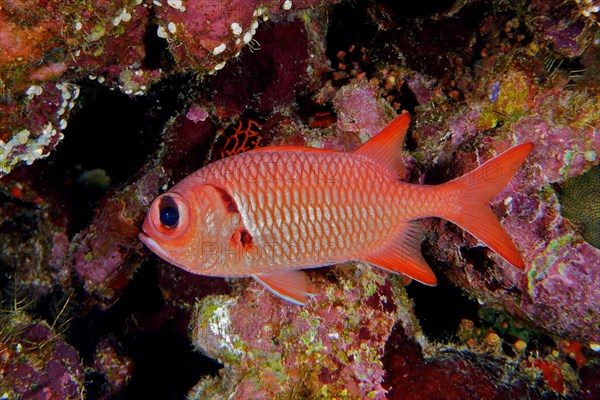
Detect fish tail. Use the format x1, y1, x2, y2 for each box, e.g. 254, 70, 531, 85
437, 142, 533, 269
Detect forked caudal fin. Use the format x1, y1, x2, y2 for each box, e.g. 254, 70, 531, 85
437, 142, 533, 269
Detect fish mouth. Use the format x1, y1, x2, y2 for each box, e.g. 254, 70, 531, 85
138, 230, 172, 262
138, 230, 152, 247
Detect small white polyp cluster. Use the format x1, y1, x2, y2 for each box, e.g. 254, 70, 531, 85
118, 67, 149, 96
25, 85, 43, 99
112, 8, 132, 26
167, 0, 186, 12
157, 25, 168, 39
210, 7, 269, 73
212, 43, 227, 55
227, 6, 269, 54
230, 22, 243, 36
0, 83, 80, 176
156, 0, 186, 39
245, 7, 268, 44
157, 21, 178, 38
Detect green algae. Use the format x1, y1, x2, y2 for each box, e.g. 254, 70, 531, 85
557, 165, 600, 249
559, 148, 579, 178
479, 307, 532, 343
478, 70, 532, 130
546, 233, 577, 253
88, 25, 107, 42
528, 232, 577, 293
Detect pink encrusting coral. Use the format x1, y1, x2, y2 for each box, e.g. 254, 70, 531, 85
63, 166, 169, 308
189, 266, 402, 399
0, 312, 84, 399
416, 62, 600, 343
154, 0, 341, 73
0, 0, 340, 176
93, 338, 134, 398
334, 81, 391, 139
0, 0, 152, 175
499, 116, 599, 343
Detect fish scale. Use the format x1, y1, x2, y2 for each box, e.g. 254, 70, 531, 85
198, 150, 401, 274
140, 113, 532, 304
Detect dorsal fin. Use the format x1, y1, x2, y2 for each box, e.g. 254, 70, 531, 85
355, 112, 410, 179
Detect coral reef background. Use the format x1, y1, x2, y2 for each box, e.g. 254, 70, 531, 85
1, 0, 599, 399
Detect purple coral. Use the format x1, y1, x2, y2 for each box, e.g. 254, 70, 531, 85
0, 0, 340, 175
63, 167, 168, 308
93, 339, 133, 398
0, 314, 84, 399
418, 61, 600, 343
334, 81, 391, 139
155, 0, 340, 72
189, 266, 401, 399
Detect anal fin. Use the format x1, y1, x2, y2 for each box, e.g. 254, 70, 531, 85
253, 270, 317, 305
363, 221, 437, 286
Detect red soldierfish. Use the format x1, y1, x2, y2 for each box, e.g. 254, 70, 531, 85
139, 112, 533, 305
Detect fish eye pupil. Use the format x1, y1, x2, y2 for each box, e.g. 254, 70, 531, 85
159, 206, 179, 227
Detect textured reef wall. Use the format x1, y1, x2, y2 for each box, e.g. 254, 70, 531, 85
1, 0, 599, 399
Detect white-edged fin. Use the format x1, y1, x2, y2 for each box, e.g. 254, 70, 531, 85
253, 270, 317, 305
355, 111, 410, 179
363, 220, 437, 286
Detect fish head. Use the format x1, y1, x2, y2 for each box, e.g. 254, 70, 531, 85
139, 183, 238, 274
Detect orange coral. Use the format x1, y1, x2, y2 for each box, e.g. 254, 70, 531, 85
529, 358, 566, 394
211, 118, 262, 161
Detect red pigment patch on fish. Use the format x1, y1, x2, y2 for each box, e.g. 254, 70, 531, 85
239, 229, 253, 249
209, 185, 239, 214
231, 228, 253, 251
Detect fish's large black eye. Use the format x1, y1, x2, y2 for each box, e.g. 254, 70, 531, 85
159, 196, 179, 228
160, 206, 179, 227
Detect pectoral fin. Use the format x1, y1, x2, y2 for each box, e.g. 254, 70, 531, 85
253, 270, 317, 305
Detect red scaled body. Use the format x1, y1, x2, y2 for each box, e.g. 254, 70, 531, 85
140, 113, 533, 304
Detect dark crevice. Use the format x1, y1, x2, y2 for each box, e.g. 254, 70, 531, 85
405, 270, 479, 341
69, 261, 221, 400
52, 76, 185, 233
143, 23, 173, 70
